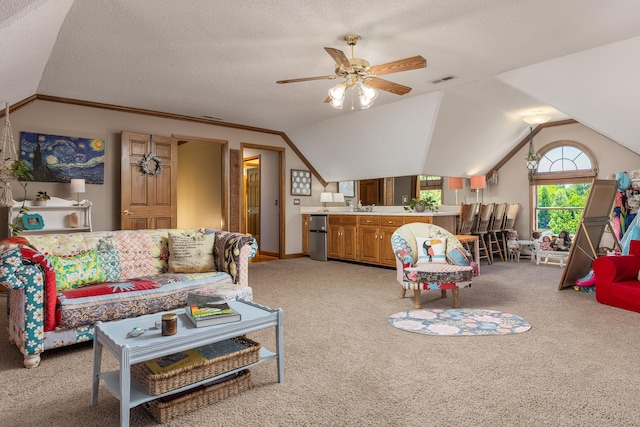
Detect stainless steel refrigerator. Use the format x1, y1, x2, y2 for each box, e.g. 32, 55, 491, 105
309, 214, 328, 261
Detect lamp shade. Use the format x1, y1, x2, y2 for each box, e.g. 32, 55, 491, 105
332, 193, 345, 203
470, 175, 486, 190
448, 177, 463, 190
320, 192, 333, 203
70, 179, 86, 193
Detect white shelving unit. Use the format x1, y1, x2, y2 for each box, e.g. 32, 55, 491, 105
5, 196, 93, 236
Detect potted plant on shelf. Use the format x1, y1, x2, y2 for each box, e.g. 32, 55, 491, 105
404, 195, 439, 213
34, 191, 50, 206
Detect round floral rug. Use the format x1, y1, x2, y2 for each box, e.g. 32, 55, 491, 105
388, 308, 532, 336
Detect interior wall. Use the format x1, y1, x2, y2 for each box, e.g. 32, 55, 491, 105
484, 122, 640, 239
8, 100, 312, 255
177, 142, 221, 228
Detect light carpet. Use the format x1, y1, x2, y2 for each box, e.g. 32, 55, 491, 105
388, 308, 532, 336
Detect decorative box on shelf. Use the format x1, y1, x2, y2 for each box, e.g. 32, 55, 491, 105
3, 196, 92, 237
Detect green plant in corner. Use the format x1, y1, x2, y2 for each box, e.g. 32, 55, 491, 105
419, 193, 439, 212
8, 159, 33, 236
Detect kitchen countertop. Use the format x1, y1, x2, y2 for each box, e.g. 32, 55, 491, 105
299, 207, 458, 217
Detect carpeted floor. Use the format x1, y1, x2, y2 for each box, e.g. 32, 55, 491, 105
1, 258, 640, 426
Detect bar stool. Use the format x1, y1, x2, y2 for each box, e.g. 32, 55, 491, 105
501, 203, 521, 260
488, 202, 507, 262
471, 203, 494, 265
455, 203, 480, 273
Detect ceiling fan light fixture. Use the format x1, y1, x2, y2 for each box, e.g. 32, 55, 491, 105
329, 82, 347, 101
358, 82, 378, 109
330, 96, 344, 109
523, 113, 551, 125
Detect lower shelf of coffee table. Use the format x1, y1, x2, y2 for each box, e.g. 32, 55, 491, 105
100, 347, 276, 407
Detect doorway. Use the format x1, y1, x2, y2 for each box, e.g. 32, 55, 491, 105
241, 144, 283, 259
175, 136, 226, 229
244, 156, 261, 248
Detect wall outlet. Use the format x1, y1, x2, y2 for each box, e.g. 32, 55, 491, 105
402, 195, 408, 203
293, 198, 300, 205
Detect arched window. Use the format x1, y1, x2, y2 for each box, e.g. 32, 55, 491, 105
533, 140, 597, 184
532, 141, 598, 235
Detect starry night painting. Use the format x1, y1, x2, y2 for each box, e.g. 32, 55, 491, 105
20, 132, 105, 184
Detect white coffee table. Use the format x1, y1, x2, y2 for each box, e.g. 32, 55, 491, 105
91, 299, 284, 427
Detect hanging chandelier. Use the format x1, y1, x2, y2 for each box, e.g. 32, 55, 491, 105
523, 113, 551, 182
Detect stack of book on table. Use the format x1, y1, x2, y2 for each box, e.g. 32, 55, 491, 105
185, 298, 241, 327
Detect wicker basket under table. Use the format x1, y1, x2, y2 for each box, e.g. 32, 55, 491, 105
132, 336, 260, 396
144, 369, 252, 423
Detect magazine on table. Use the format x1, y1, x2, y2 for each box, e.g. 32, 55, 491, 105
185, 305, 241, 327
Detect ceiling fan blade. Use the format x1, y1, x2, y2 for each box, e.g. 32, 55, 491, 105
276, 75, 336, 84
365, 78, 412, 95
324, 47, 353, 72
368, 55, 426, 76
323, 96, 331, 103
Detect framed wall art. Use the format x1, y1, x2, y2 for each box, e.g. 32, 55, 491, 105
338, 181, 355, 198
20, 132, 105, 184
291, 169, 311, 196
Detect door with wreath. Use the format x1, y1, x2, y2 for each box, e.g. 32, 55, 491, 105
120, 131, 177, 230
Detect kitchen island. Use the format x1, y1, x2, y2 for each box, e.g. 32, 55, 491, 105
300, 207, 460, 268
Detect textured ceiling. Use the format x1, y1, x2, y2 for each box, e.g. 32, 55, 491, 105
3, 0, 640, 181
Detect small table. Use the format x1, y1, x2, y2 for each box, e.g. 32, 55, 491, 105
91, 300, 284, 427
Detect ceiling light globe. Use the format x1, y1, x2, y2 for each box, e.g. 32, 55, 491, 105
328, 83, 347, 101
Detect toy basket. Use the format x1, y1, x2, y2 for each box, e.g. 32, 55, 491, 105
132, 336, 260, 395
143, 369, 252, 423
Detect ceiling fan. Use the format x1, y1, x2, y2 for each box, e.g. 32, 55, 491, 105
276, 34, 427, 109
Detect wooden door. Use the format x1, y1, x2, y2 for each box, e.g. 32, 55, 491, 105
342, 224, 358, 260
121, 132, 177, 230
246, 167, 260, 245
359, 226, 380, 263
380, 226, 399, 266
359, 179, 380, 206
327, 224, 342, 258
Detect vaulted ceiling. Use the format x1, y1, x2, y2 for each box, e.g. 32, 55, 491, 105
3, 0, 640, 182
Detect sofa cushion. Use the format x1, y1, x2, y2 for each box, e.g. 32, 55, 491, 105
168, 230, 216, 273
47, 250, 107, 291
415, 237, 446, 264
83, 233, 122, 281
26, 233, 88, 256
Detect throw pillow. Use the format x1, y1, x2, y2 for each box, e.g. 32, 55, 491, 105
415, 237, 447, 264
447, 247, 471, 266
115, 232, 155, 279
168, 230, 216, 273
47, 250, 107, 291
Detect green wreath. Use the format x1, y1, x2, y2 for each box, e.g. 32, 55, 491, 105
139, 153, 163, 175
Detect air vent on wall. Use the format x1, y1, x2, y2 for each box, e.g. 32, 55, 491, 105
429, 75, 457, 84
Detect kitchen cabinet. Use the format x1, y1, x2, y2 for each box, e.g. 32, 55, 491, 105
358, 216, 404, 266
327, 215, 357, 260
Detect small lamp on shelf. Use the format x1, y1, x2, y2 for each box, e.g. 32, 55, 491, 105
320, 192, 333, 212
70, 179, 85, 205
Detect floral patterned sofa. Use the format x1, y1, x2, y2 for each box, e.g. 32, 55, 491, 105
0, 228, 257, 368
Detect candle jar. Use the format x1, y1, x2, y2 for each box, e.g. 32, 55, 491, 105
161, 313, 178, 336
